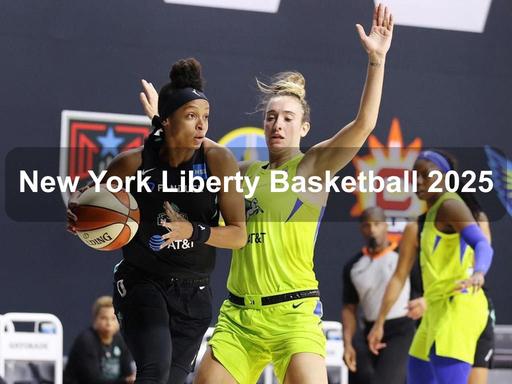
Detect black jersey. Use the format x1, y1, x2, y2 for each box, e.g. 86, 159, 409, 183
122, 130, 219, 278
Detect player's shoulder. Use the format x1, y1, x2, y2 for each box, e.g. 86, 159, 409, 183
203, 138, 233, 160
204, 139, 239, 175
107, 147, 143, 176
110, 147, 142, 166
439, 196, 466, 211
438, 196, 473, 221
238, 160, 257, 176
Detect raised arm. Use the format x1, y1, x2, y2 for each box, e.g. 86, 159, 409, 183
298, 3, 393, 179
367, 221, 417, 355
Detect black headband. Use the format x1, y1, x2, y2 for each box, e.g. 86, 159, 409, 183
159, 87, 208, 120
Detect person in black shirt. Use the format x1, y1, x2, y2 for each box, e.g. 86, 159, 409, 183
67, 58, 246, 384
64, 296, 135, 384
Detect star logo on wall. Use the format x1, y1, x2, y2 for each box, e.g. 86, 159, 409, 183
97, 127, 125, 157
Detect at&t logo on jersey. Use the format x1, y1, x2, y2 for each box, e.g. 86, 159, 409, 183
247, 232, 266, 244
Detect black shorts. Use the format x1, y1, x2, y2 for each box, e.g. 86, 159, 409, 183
473, 296, 495, 368
113, 261, 212, 383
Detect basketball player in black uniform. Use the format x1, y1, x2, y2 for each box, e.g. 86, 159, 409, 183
67, 58, 246, 384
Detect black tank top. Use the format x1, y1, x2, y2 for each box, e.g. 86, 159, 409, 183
122, 129, 219, 278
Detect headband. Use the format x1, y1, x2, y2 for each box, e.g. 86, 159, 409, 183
159, 87, 208, 120
417, 150, 452, 173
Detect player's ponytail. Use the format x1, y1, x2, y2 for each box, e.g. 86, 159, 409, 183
256, 71, 310, 123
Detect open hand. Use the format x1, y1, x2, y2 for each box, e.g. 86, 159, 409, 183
456, 272, 485, 294
356, 3, 394, 62
140, 79, 159, 119
159, 201, 193, 249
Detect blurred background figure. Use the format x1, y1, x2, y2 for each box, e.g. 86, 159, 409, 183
341, 207, 415, 384
64, 296, 135, 384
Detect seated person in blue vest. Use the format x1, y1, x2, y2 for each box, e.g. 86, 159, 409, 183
64, 296, 135, 384
341, 207, 416, 384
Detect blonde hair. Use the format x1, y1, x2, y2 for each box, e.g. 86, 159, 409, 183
256, 71, 310, 122
92, 295, 113, 319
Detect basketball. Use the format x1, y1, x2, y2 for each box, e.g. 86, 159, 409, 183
74, 185, 140, 251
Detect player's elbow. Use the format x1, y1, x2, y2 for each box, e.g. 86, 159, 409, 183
231, 224, 247, 249
353, 115, 377, 135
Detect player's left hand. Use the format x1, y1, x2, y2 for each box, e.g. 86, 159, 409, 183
159, 201, 193, 249
406, 297, 427, 320
356, 3, 394, 62
456, 272, 485, 294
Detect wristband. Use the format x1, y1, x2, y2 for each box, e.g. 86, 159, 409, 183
189, 222, 211, 244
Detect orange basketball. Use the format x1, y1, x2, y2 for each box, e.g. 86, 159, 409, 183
74, 185, 140, 251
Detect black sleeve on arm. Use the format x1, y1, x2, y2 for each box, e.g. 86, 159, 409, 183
342, 253, 362, 306
66, 329, 127, 384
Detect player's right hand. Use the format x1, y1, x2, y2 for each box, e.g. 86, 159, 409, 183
66, 192, 80, 234
66, 186, 89, 234
343, 344, 357, 372
140, 79, 159, 119
367, 322, 387, 355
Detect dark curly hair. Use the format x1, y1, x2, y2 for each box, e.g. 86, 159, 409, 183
158, 58, 205, 119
